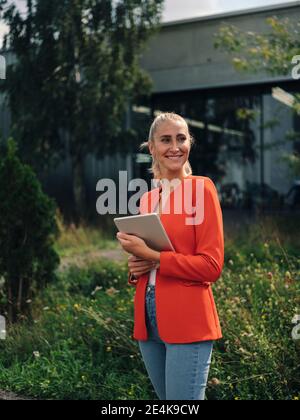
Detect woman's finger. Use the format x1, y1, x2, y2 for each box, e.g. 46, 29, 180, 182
129, 261, 156, 270
130, 262, 156, 275
129, 260, 155, 268
131, 268, 152, 277
129, 255, 143, 262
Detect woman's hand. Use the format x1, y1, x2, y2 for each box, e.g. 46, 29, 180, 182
128, 255, 158, 279
116, 232, 151, 260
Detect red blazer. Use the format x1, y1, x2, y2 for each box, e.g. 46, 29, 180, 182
128, 175, 224, 343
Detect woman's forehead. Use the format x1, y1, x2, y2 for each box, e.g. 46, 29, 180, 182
156, 119, 188, 136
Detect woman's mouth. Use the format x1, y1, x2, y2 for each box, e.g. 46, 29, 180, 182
165, 155, 184, 161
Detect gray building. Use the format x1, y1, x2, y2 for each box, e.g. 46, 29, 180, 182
1, 2, 300, 215
132, 1, 300, 210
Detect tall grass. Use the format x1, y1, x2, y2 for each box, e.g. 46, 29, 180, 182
0, 216, 299, 400
54, 210, 118, 258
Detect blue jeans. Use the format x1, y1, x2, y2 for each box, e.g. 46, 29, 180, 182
138, 284, 214, 400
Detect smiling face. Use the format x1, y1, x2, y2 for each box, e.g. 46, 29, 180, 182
148, 119, 191, 181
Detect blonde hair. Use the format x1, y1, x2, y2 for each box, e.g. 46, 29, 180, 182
139, 112, 195, 179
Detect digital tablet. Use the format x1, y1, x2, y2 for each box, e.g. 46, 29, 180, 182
114, 213, 175, 252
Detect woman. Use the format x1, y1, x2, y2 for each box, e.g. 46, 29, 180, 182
117, 112, 224, 400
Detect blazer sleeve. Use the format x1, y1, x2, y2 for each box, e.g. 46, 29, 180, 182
159, 177, 224, 284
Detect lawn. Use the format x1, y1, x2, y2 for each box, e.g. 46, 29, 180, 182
0, 215, 299, 400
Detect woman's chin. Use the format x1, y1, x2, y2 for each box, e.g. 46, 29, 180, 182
166, 163, 184, 172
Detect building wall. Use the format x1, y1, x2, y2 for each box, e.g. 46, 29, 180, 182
264, 94, 295, 193
135, 3, 300, 199
139, 2, 300, 93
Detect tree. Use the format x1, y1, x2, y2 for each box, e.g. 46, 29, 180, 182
214, 16, 300, 176
0, 0, 164, 222
0, 138, 60, 323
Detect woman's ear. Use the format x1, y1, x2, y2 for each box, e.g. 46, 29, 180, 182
148, 141, 153, 155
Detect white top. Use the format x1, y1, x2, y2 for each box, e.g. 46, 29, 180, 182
148, 181, 179, 285
148, 184, 171, 286
148, 203, 159, 286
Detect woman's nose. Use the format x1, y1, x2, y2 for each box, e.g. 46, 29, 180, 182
169, 144, 180, 151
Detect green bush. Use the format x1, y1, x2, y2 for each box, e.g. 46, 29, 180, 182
0, 138, 60, 322
58, 259, 129, 296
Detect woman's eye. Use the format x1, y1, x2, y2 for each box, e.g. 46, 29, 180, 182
162, 137, 186, 142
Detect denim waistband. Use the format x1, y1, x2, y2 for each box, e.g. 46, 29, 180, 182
146, 284, 155, 293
